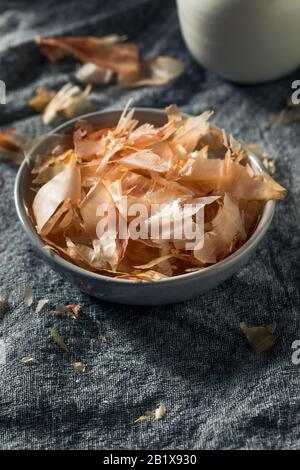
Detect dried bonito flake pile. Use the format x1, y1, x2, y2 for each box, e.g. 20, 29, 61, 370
30, 105, 286, 280
36, 35, 184, 88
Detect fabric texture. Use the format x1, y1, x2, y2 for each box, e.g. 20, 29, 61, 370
0, 0, 299, 450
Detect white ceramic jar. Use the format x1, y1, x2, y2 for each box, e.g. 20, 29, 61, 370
177, 0, 300, 83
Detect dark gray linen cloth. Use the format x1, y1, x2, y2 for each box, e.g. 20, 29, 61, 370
0, 0, 299, 450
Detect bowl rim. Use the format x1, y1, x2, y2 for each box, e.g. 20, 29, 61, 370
14, 107, 276, 285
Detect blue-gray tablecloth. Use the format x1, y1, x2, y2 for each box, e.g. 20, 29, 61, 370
0, 0, 299, 450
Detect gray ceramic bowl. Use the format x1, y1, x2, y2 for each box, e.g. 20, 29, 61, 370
15, 108, 275, 305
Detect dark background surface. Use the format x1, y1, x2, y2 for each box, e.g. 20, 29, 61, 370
0, 0, 299, 450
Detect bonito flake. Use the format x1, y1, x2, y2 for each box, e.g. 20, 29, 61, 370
36, 35, 184, 88
0, 129, 27, 165
29, 104, 286, 280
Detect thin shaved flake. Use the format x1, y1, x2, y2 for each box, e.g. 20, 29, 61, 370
42, 83, 92, 125
240, 322, 276, 353
120, 56, 184, 88
179, 146, 225, 182
134, 410, 154, 424
173, 112, 213, 152
74, 138, 104, 159
226, 161, 286, 200
50, 328, 69, 352
50, 304, 80, 319
35, 298, 49, 313
75, 63, 113, 85
155, 403, 166, 420
115, 99, 136, 134
133, 254, 177, 269
194, 194, 246, 264
37, 35, 140, 76
0, 129, 27, 165
134, 403, 166, 424
33, 160, 81, 232
0, 293, 9, 318
28, 86, 56, 112
65, 303, 81, 318
80, 180, 114, 236
119, 150, 171, 173
73, 361, 86, 372
21, 357, 38, 365
24, 287, 34, 307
